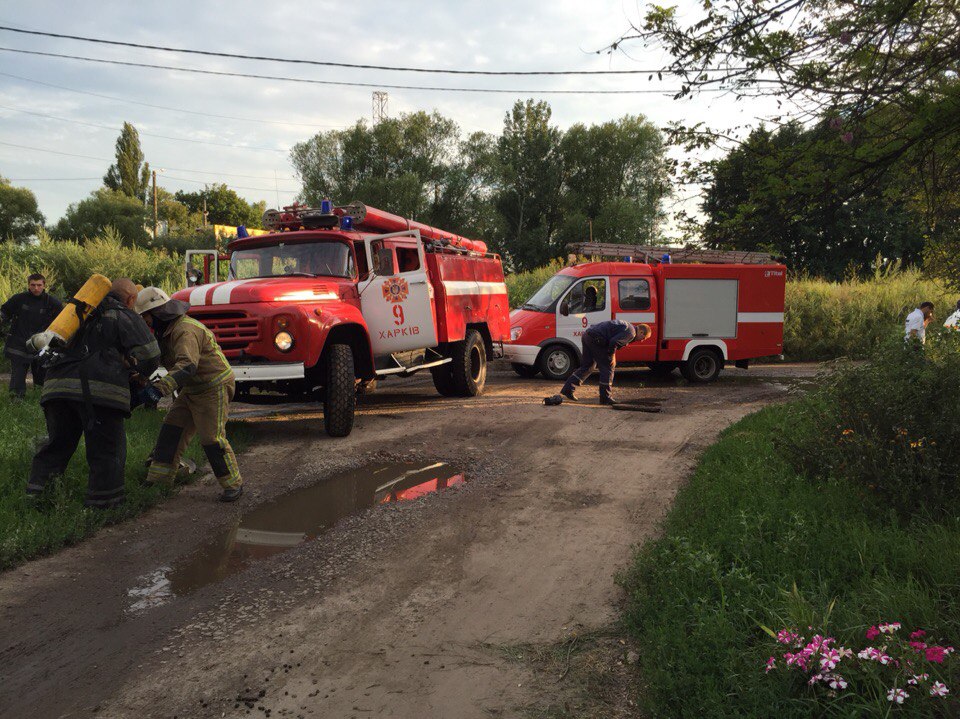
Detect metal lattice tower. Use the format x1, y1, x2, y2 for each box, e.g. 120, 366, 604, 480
372, 91, 388, 124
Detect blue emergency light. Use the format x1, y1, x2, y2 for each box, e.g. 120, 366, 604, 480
321, 199, 333, 214
661, 253, 672, 264
340, 215, 353, 230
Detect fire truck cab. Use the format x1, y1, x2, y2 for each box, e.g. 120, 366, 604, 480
504, 259, 786, 383
175, 202, 509, 437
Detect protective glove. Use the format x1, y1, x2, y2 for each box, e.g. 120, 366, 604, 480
152, 375, 178, 397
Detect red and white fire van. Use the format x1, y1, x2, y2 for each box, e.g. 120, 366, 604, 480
176, 202, 509, 437
504, 260, 785, 382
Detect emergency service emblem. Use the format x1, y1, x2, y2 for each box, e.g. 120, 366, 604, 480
381, 277, 409, 303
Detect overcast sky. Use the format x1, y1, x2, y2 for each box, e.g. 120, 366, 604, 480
0, 0, 778, 231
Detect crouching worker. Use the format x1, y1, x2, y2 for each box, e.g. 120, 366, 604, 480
135, 287, 243, 502
28, 278, 160, 508
559, 320, 649, 405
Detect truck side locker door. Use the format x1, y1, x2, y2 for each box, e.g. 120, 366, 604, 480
556, 278, 610, 347
359, 231, 439, 355
614, 276, 658, 362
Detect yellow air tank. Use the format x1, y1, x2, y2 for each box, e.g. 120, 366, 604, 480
28, 273, 112, 352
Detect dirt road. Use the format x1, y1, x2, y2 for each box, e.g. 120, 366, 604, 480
0, 364, 815, 718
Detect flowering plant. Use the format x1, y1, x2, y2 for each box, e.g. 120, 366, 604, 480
763, 621, 956, 711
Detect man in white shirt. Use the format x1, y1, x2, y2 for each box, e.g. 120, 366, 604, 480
904, 302, 935, 343
943, 300, 960, 331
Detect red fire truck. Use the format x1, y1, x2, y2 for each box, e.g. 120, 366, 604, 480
504, 250, 785, 383
175, 202, 509, 437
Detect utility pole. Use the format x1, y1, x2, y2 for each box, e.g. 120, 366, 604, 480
588, 218, 593, 243
372, 91, 388, 124
202, 198, 208, 227
152, 170, 158, 240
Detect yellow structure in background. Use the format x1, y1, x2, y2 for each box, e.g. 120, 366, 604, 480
213, 225, 270, 243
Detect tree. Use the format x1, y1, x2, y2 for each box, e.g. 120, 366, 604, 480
291, 111, 461, 221
494, 100, 565, 271
0, 177, 44, 243
609, 0, 960, 281
52, 189, 150, 245
103, 122, 150, 202
174, 184, 266, 228
701, 122, 927, 277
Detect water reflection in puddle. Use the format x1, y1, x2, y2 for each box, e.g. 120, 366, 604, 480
128, 461, 464, 612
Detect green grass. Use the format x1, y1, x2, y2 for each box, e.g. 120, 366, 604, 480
620, 405, 960, 718
0, 389, 247, 570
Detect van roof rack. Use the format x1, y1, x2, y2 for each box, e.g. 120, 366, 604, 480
568, 242, 780, 265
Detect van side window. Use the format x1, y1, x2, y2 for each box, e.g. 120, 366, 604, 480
618, 279, 651, 310
567, 279, 606, 313
396, 246, 421, 272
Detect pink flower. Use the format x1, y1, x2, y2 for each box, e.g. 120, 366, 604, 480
764, 657, 776, 673
908, 673, 929, 685
828, 675, 847, 690
776, 630, 799, 645
887, 687, 908, 704
866, 626, 880, 640
909, 641, 927, 653
808, 673, 823, 686
819, 648, 841, 671
879, 622, 901, 634
910, 630, 926, 640
925, 646, 947, 664
930, 681, 949, 698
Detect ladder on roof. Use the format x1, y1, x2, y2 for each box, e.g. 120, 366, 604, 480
568, 242, 779, 265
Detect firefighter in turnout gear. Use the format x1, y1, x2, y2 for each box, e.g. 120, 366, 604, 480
136, 287, 243, 502
560, 320, 649, 405
1, 273, 64, 398
27, 278, 160, 508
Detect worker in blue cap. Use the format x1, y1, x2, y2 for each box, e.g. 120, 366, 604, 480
558, 320, 649, 405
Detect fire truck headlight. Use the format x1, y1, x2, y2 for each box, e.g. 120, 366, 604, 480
510, 327, 522, 342
274, 331, 294, 352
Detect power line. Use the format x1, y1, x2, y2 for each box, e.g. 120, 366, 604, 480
0, 140, 299, 187
0, 103, 289, 153
0, 46, 725, 95
0, 70, 348, 129
163, 174, 297, 193
0, 24, 708, 76
7, 176, 101, 181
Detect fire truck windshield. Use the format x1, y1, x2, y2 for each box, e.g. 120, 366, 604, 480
522, 274, 575, 312
230, 241, 353, 280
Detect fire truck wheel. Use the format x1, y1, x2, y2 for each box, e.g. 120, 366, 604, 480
681, 347, 723, 383
323, 344, 356, 437
451, 329, 487, 396
538, 344, 576, 381
511, 363, 540, 379
430, 364, 458, 396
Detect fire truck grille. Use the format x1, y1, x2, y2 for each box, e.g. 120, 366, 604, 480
190, 311, 260, 358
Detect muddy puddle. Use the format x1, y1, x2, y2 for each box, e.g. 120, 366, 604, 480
128, 461, 464, 612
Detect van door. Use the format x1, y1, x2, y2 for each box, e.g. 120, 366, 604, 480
359, 231, 438, 356
556, 277, 611, 347
613, 276, 658, 362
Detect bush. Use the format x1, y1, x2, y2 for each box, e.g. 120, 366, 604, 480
504, 258, 572, 308
0, 229, 184, 298
620, 404, 960, 718
781, 331, 960, 517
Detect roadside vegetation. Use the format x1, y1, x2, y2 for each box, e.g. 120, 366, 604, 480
620, 332, 960, 717
0, 389, 246, 570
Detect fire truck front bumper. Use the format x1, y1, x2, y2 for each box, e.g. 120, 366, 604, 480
502, 344, 540, 366
231, 362, 305, 382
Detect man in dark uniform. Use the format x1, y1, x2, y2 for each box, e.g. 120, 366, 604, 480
1, 273, 63, 398
27, 278, 160, 509
559, 319, 649, 405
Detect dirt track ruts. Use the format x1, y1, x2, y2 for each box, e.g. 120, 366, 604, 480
0, 363, 817, 718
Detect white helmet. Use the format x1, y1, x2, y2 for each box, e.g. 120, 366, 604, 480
135, 286, 172, 315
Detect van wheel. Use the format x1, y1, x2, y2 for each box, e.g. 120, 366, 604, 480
538, 344, 576, 381
431, 363, 458, 396
512, 363, 540, 379
323, 344, 355, 437
681, 348, 723, 383
451, 330, 487, 396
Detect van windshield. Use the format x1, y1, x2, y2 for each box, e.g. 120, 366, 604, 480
522, 274, 575, 312
230, 241, 353, 279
